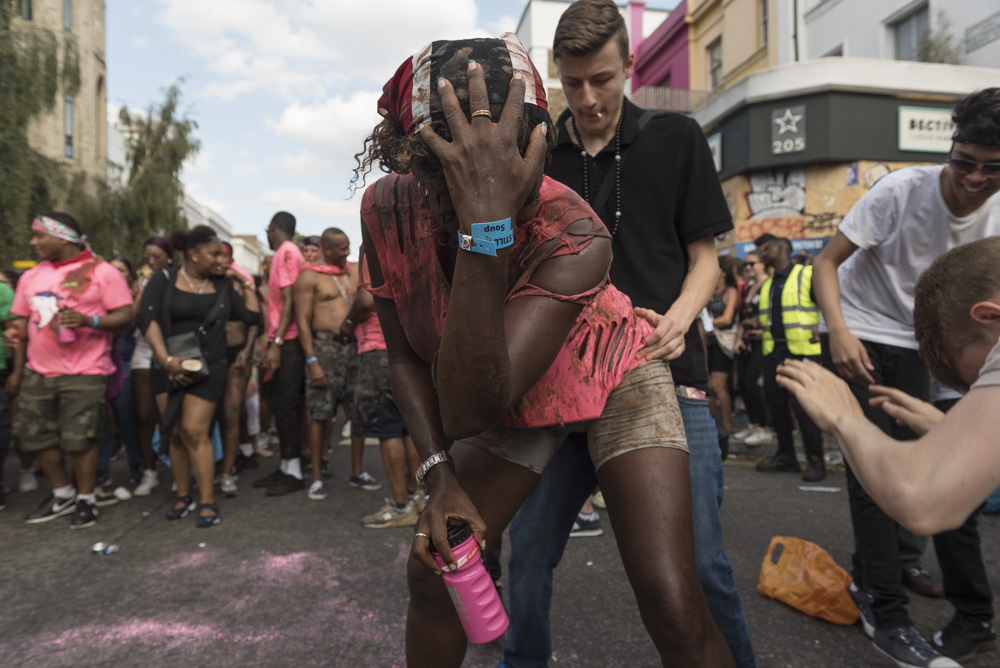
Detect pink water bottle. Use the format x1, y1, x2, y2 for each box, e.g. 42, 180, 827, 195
58, 324, 77, 343
432, 523, 508, 644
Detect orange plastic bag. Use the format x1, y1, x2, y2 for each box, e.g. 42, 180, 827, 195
757, 536, 860, 625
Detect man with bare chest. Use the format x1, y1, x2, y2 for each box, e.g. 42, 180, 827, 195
294, 228, 370, 500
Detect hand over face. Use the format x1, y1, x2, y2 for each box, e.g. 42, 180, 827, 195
775, 359, 865, 433
419, 62, 548, 229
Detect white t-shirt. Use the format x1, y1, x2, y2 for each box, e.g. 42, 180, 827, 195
837, 165, 1000, 350
972, 338, 1000, 390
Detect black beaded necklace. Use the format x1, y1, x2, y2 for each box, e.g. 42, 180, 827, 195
570, 106, 624, 236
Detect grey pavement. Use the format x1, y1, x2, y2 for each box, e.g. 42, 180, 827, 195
1, 439, 997, 668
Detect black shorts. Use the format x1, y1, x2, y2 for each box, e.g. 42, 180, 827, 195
707, 339, 733, 374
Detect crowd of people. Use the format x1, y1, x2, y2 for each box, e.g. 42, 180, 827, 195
0, 213, 425, 532
2, 1, 999, 667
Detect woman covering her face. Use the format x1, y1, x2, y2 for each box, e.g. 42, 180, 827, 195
356, 34, 734, 667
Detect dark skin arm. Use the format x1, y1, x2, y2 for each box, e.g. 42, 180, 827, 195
293, 269, 326, 388
369, 64, 606, 572
262, 284, 296, 374
3, 318, 26, 397
338, 278, 375, 337
59, 304, 134, 336
419, 62, 558, 439
229, 270, 260, 369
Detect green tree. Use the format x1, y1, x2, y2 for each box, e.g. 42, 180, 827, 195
918, 12, 963, 65
0, 1, 80, 267
112, 83, 200, 256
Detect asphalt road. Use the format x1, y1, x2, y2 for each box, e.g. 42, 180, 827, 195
1, 437, 997, 668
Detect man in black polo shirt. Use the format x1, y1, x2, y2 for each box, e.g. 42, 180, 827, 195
500, 2, 755, 667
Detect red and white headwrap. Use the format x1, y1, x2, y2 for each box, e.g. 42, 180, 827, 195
32, 216, 86, 244
378, 32, 547, 136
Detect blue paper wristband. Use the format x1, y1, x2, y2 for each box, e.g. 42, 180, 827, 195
92, 315, 99, 328
458, 218, 513, 256
306, 356, 319, 365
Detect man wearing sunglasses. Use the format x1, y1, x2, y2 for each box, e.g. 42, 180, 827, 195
813, 87, 1000, 667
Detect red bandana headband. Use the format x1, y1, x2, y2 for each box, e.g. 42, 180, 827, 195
378, 32, 547, 137
32, 216, 86, 244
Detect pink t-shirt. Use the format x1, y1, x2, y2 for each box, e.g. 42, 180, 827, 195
355, 313, 386, 354
11, 250, 133, 377
267, 240, 303, 340
231, 260, 256, 290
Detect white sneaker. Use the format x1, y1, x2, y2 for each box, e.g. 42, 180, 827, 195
732, 426, 754, 441
363, 499, 418, 528
409, 489, 428, 512
19, 469, 38, 493
220, 473, 238, 497
307, 479, 327, 501
744, 427, 774, 447
133, 469, 159, 496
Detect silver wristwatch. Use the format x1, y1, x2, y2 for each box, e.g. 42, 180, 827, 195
415, 451, 453, 489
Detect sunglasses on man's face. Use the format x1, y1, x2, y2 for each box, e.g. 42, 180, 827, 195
947, 155, 1000, 180
744, 261, 759, 267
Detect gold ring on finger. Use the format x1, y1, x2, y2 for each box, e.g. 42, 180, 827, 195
414, 532, 431, 540
470, 109, 492, 120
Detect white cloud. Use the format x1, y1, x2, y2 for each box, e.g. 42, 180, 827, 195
155, 0, 486, 101
132, 36, 148, 49
259, 186, 368, 242
268, 90, 382, 175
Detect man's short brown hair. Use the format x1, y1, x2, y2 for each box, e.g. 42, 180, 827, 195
553, 0, 630, 63
913, 237, 1000, 392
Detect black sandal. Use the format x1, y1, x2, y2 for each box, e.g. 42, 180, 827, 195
196, 503, 220, 528
166, 495, 195, 520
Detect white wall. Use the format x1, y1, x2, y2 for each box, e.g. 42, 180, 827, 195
230, 236, 261, 275
802, 0, 1000, 67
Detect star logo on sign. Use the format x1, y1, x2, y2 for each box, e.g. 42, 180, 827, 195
774, 108, 802, 135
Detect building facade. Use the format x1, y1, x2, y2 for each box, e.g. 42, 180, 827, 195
799, 0, 1000, 67
691, 58, 999, 256
17, 0, 107, 184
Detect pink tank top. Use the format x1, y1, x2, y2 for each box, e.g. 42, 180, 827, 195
362, 174, 652, 428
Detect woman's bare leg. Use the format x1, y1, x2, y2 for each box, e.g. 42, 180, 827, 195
405, 442, 540, 668
176, 393, 220, 515
709, 371, 734, 433
599, 447, 735, 667
221, 363, 250, 476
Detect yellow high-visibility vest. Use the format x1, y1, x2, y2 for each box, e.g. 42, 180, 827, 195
759, 263, 821, 356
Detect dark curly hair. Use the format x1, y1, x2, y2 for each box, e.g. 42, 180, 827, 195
170, 225, 220, 254
952, 88, 1000, 148
352, 102, 556, 195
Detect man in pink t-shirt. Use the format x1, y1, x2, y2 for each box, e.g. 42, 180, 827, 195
253, 211, 308, 493
4, 213, 133, 530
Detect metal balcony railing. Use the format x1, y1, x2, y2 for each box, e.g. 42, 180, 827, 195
632, 86, 716, 114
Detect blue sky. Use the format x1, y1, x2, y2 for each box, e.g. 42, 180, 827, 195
107, 0, 680, 249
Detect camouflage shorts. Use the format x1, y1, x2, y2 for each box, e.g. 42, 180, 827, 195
352, 350, 406, 440
305, 336, 358, 421
13, 369, 108, 453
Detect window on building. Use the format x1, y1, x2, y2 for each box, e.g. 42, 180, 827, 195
760, 0, 769, 47
64, 0, 71, 30
20, 0, 32, 20
64, 96, 74, 158
708, 39, 722, 91
894, 6, 929, 61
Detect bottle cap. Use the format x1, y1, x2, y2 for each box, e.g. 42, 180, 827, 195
446, 522, 472, 549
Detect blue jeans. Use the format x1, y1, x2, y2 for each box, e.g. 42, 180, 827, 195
502, 397, 756, 668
